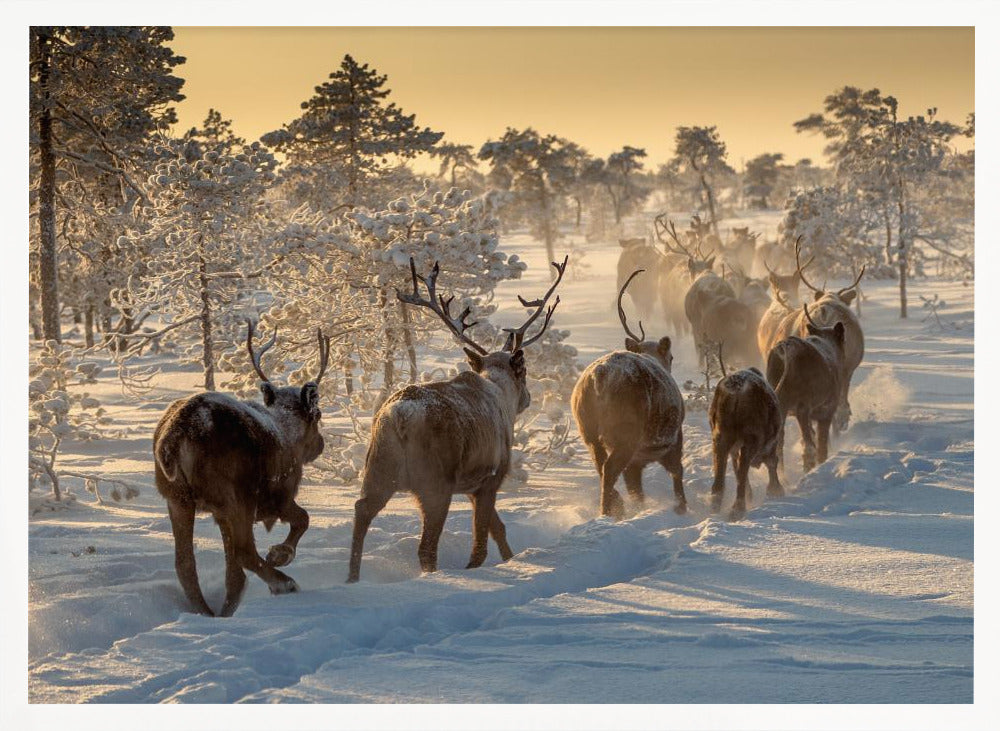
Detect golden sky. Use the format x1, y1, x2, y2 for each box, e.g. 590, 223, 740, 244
170, 27, 974, 170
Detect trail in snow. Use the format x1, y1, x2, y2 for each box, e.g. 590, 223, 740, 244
28, 221, 973, 703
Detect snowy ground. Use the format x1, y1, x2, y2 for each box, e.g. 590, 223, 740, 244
26, 220, 974, 704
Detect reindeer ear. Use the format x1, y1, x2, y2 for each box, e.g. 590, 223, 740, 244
834, 322, 846, 343
260, 382, 277, 406
840, 289, 858, 305
707, 255, 717, 269
657, 336, 672, 358
814, 290, 824, 302
687, 259, 697, 276
625, 337, 641, 353
509, 349, 526, 378
464, 347, 484, 372
749, 366, 763, 376
300, 382, 320, 413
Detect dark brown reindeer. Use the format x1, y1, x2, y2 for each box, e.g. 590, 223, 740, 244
758, 238, 865, 432
709, 349, 784, 521
154, 322, 330, 617
347, 256, 568, 583
571, 269, 686, 519
766, 305, 847, 473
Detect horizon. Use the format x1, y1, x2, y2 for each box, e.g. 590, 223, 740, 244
169, 26, 974, 171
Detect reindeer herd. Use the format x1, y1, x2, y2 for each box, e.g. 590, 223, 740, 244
153, 215, 867, 616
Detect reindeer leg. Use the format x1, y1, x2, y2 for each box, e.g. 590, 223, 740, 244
765, 453, 784, 497
489, 506, 514, 561
466, 489, 496, 569
660, 436, 687, 515
600, 447, 632, 520
710, 435, 733, 513
218, 516, 246, 618
232, 511, 299, 598
347, 492, 391, 583
167, 499, 214, 617
729, 445, 751, 521
796, 409, 817, 473
416, 492, 452, 574
623, 462, 646, 506
265, 500, 309, 568
816, 418, 832, 465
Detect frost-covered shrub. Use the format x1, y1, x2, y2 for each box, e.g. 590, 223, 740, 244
28, 341, 133, 503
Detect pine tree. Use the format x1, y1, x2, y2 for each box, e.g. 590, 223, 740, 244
603, 146, 650, 224
479, 128, 577, 270
672, 126, 733, 237
262, 54, 443, 210
29, 27, 186, 342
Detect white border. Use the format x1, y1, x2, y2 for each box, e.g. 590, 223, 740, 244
1, 2, 996, 729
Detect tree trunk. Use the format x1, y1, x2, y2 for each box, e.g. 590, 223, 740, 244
573, 196, 582, 230
398, 301, 417, 383
898, 192, 907, 319
84, 305, 94, 348
36, 29, 61, 342
198, 248, 215, 390
539, 181, 556, 277
378, 289, 395, 397
700, 172, 719, 238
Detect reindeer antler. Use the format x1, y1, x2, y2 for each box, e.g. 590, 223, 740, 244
794, 236, 823, 294
717, 342, 727, 378
802, 303, 821, 329
503, 255, 569, 351
617, 269, 646, 343
314, 328, 331, 384
397, 258, 489, 355
654, 213, 702, 261
837, 265, 866, 298
246, 319, 277, 384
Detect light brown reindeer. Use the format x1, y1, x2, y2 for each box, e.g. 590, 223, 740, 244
616, 236, 664, 325
571, 269, 686, 519
709, 348, 784, 521
758, 238, 865, 432
347, 256, 568, 583
154, 322, 330, 616
767, 305, 847, 473
656, 214, 758, 365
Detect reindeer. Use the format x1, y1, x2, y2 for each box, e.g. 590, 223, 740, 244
767, 306, 847, 473
616, 237, 663, 325
656, 214, 757, 365
571, 269, 686, 519
347, 257, 567, 583
758, 238, 865, 432
723, 227, 759, 275
709, 350, 784, 521
153, 323, 330, 617
756, 254, 809, 362
753, 236, 796, 278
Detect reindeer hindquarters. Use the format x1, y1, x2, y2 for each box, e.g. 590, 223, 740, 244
167, 498, 214, 617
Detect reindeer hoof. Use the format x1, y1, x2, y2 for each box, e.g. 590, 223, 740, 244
346, 575, 359, 584
709, 495, 723, 513
270, 576, 299, 595
265, 543, 296, 567
766, 485, 785, 498
674, 502, 688, 515
728, 505, 747, 522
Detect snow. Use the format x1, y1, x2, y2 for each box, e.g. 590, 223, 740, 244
25, 222, 974, 709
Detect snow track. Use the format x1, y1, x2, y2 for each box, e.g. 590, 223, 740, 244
27, 236, 974, 703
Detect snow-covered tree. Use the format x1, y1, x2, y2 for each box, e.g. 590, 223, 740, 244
123, 135, 278, 390
479, 128, 577, 268
671, 126, 733, 236
431, 141, 482, 190
795, 87, 964, 316
254, 187, 527, 404
29, 26, 186, 342
262, 54, 443, 211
